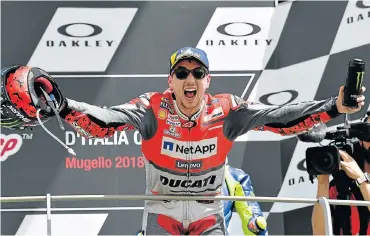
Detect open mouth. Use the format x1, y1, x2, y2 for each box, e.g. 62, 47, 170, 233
184, 88, 197, 99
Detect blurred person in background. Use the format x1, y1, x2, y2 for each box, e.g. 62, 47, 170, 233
312, 112, 370, 235
1, 46, 366, 235
223, 162, 268, 235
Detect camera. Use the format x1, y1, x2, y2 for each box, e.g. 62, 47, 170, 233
306, 140, 355, 176
297, 117, 370, 182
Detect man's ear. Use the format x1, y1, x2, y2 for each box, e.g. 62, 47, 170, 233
205, 74, 212, 89
168, 75, 174, 90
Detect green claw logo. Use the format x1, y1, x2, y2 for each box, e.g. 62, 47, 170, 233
356, 71, 365, 91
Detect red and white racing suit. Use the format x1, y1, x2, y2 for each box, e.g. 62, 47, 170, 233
59, 91, 340, 235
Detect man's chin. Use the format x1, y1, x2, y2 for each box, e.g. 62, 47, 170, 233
182, 98, 199, 109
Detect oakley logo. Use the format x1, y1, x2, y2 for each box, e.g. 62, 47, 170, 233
217, 22, 261, 37
356, 0, 370, 8
57, 23, 103, 38
297, 158, 307, 171
259, 90, 299, 106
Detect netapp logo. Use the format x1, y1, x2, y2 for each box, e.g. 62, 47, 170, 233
160, 175, 216, 188
176, 160, 202, 169
161, 137, 217, 159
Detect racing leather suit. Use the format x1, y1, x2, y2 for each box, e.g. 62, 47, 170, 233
223, 165, 268, 235
59, 91, 340, 235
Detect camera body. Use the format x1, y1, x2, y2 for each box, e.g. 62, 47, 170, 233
306, 141, 354, 176
300, 120, 370, 183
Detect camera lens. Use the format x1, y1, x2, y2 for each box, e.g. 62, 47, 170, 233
306, 145, 341, 175
312, 153, 335, 173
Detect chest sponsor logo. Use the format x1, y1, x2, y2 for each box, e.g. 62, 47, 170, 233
160, 101, 174, 113
204, 107, 224, 122
176, 160, 203, 169
163, 126, 181, 138
168, 114, 179, 120
160, 175, 216, 188
161, 137, 217, 159
166, 119, 181, 127
158, 109, 167, 120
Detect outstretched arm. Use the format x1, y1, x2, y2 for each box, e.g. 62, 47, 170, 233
223, 94, 340, 140
59, 93, 158, 140
229, 166, 268, 235
224, 86, 366, 141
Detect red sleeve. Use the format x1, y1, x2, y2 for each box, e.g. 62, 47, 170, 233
60, 92, 157, 139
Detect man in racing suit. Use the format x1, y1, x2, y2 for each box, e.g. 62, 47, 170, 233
223, 164, 268, 235
2, 47, 366, 235
135, 163, 268, 235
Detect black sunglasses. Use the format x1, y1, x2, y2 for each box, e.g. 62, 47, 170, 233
172, 66, 208, 80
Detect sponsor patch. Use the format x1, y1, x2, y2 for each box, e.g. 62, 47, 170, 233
168, 114, 179, 120
160, 101, 174, 113
158, 109, 167, 120
182, 121, 196, 128
166, 119, 181, 127
161, 137, 217, 159
204, 107, 224, 122
176, 160, 203, 169
160, 175, 216, 188
163, 126, 181, 138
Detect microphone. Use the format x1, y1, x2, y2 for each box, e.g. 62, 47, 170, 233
296, 124, 328, 143
297, 122, 370, 143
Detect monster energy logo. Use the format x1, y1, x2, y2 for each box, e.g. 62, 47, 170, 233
356, 72, 365, 90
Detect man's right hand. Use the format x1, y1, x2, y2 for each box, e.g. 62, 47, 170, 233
336, 85, 366, 114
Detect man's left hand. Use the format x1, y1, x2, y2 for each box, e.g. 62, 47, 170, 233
339, 150, 364, 180
336, 86, 366, 114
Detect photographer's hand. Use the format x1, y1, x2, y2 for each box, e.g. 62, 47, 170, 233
336, 86, 366, 114
340, 150, 370, 211
339, 150, 364, 180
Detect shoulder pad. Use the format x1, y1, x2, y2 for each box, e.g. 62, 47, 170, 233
220, 94, 275, 111
132, 92, 159, 108
213, 94, 247, 110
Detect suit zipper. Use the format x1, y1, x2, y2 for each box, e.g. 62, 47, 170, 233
183, 127, 191, 229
